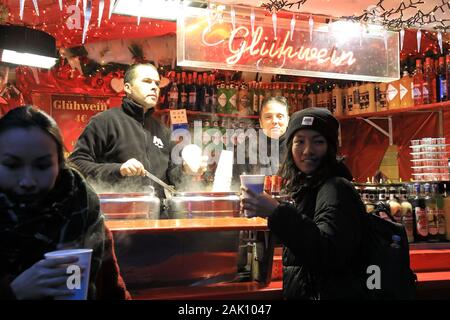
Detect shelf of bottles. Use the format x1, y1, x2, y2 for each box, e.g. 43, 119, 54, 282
355, 181, 450, 244
157, 53, 449, 123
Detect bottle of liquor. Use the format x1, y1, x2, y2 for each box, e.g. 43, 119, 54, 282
331, 84, 342, 116
228, 81, 238, 114
296, 84, 304, 111
399, 70, 414, 108
388, 186, 402, 223
346, 83, 354, 115
424, 57, 437, 104
422, 59, 431, 104
273, 82, 282, 97
289, 83, 297, 113
437, 56, 448, 102
435, 182, 447, 241
237, 82, 249, 116
179, 71, 188, 109
217, 81, 227, 114
413, 59, 424, 106
399, 185, 415, 243
209, 75, 217, 114
197, 74, 208, 112
411, 183, 428, 241
168, 73, 178, 110
426, 183, 439, 242
358, 82, 367, 113
386, 79, 400, 109
353, 82, 361, 114
188, 72, 198, 111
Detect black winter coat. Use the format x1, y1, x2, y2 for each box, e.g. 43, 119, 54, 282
268, 161, 368, 299
68, 97, 182, 198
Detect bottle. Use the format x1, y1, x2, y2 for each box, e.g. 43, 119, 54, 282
188, 72, 198, 111
366, 82, 376, 113
237, 82, 249, 116
296, 85, 304, 111
435, 182, 447, 241
358, 82, 367, 113
228, 82, 238, 114
378, 82, 388, 110
289, 83, 298, 113
346, 83, 354, 115
443, 182, 450, 241
413, 59, 424, 105
209, 75, 217, 114
217, 81, 227, 114
168, 73, 179, 110
332, 84, 343, 116
386, 79, 400, 109
309, 86, 317, 108
388, 186, 402, 223
399, 70, 414, 108
422, 59, 431, 104
353, 82, 361, 114
179, 72, 188, 109
411, 183, 428, 241
426, 183, 439, 242
399, 185, 415, 243
258, 81, 266, 114
273, 82, 282, 97
424, 57, 437, 104
436, 56, 448, 102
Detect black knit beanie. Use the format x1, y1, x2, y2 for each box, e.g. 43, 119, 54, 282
285, 107, 339, 151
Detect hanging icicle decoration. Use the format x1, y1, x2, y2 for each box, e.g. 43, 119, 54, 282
416, 29, 422, 53
58, 0, 63, 11
359, 22, 364, 47
230, 5, 236, 30
290, 14, 295, 41
31, 0, 39, 16
137, 0, 143, 25
308, 15, 314, 42
437, 31, 443, 54
98, 0, 104, 27
272, 12, 277, 38
109, 0, 115, 19
19, 0, 25, 20
83, 0, 87, 17
82, 0, 92, 44
383, 28, 388, 51
400, 28, 405, 51
250, 8, 255, 35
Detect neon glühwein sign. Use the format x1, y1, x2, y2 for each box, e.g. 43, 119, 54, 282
177, 7, 399, 82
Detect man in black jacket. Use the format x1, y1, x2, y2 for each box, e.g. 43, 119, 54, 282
69, 63, 201, 198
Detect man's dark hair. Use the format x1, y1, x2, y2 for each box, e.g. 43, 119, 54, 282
0, 105, 66, 168
259, 96, 289, 119
124, 63, 158, 84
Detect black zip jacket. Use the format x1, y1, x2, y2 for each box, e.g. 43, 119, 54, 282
268, 161, 368, 299
68, 97, 182, 198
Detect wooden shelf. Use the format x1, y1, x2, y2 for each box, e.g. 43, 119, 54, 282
337, 101, 450, 120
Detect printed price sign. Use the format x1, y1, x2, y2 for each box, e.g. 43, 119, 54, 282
170, 109, 188, 124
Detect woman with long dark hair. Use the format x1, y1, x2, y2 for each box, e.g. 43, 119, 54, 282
241, 107, 367, 299
0, 106, 130, 300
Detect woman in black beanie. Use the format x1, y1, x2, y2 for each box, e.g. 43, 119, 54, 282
241, 107, 367, 300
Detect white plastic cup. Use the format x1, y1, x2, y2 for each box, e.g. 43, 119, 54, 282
44, 248, 93, 300
240, 174, 265, 217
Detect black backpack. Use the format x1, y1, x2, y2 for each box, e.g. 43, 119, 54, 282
360, 202, 418, 299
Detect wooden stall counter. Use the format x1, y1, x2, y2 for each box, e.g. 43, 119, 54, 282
106, 217, 269, 233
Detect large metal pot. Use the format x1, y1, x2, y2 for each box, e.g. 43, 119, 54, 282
166, 191, 240, 218
99, 192, 160, 219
